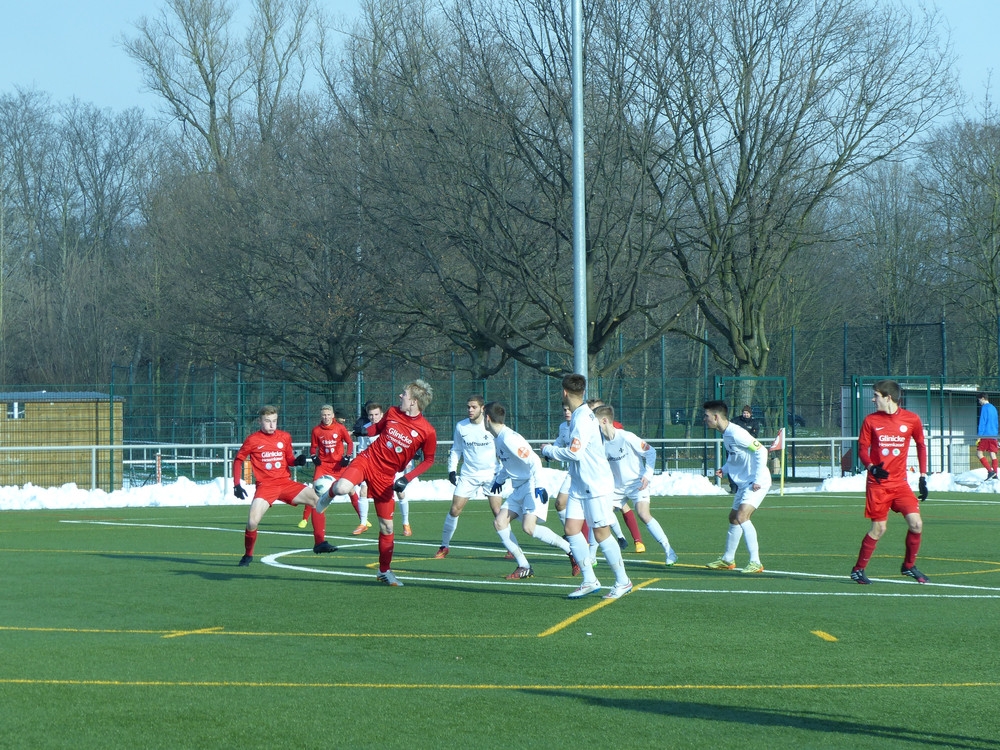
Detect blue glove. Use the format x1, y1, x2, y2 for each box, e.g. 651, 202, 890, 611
535, 487, 549, 504
490, 480, 504, 495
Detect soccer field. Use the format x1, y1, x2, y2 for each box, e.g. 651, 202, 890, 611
2, 492, 999, 749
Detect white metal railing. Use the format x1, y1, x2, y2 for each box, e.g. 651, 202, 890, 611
0, 434, 971, 491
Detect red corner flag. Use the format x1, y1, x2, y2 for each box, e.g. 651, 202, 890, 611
769, 428, 785, 452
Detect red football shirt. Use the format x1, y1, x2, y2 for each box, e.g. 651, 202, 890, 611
858, 407, 927, 486
361, 405, 437, 481
310, 421, 353, 477
233, 429, 296, 486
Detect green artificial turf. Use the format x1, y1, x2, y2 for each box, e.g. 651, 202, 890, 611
1, 491, 999, 749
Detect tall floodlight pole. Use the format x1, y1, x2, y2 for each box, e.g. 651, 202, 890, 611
571, 0, 588, 383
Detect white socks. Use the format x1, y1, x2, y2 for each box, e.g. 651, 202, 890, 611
531, 524, 571, 553
723, 523, 742, 562
740, 520, 760, 563
497, 526, 529, 568
442, 514, 459, 547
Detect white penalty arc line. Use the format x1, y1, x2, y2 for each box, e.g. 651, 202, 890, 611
64, 520, 1000, 599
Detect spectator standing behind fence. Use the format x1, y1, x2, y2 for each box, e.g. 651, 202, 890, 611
233, 405, 329, 567
850, 379, 929, 585
975, 393, 998, 481
703, 400, 769, 574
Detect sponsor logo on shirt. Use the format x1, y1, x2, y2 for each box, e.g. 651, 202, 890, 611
570, 438, 582, 453
517, 446, 531, 459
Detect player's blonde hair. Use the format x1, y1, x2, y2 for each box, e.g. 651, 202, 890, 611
405, 379, 434, 412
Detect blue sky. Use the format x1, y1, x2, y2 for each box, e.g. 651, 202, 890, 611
0, 0, 996, 113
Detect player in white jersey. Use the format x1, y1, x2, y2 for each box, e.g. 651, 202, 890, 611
702, 400, 771, 573
541, 374, 632, 599
594, 405, 678, 566
348, 400, 383, 535
484, 401, 580, 580
434, 395, 504, 558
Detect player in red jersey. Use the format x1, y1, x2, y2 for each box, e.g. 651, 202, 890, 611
298, 404, 358, 540
850, 380, 929, 584
233, 405, 331, 567
317, 380, 438, 586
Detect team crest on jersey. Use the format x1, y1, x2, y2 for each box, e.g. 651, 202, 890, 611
411, 430, 419, 437
277, 441, 284, 448
900, 425, 908, 432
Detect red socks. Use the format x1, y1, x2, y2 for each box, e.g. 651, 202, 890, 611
854, 533, 878, 570
378, 531, 394, 573
622, 508, 643, 544
244, 529, 257, 556
311, 508, 326, 544
904, 531, 921, 568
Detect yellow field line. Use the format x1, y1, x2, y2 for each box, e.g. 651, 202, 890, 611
0, 625, 530, 639
537, 578, 661, 638
1, 678, 997, 691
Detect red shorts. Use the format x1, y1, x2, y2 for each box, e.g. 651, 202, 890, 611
976, 438, 999, 454
255, 478, 307, 506
312, 464, 346, 482
339, 454, 397, 519
864, 482, 919, 522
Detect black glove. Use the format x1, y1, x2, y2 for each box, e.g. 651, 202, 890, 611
234, 484, 248, 500
918, 476, 928, 501
340, 455, 351, 467
293, 453, 309, 467
535, 487, 549, 504
393, 476, 409, 494
867, 463, 890, 480
490, 480, 504, 495
353, 416, 369, 436
310, 454, 321, 466
448, 470, 457, 485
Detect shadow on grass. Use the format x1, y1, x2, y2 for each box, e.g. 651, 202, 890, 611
524, 690, 1000, 748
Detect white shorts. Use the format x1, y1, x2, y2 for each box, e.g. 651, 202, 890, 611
565, 493, 615, 528
613, 483, 650, 508
501, 480, 550, 523
733, 478, 771, 511
454, 473, 495, 500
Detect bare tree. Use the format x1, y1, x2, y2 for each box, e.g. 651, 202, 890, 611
323, 0, 696, 379
920, 102, 1000, 376
638, 0, 957, 382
